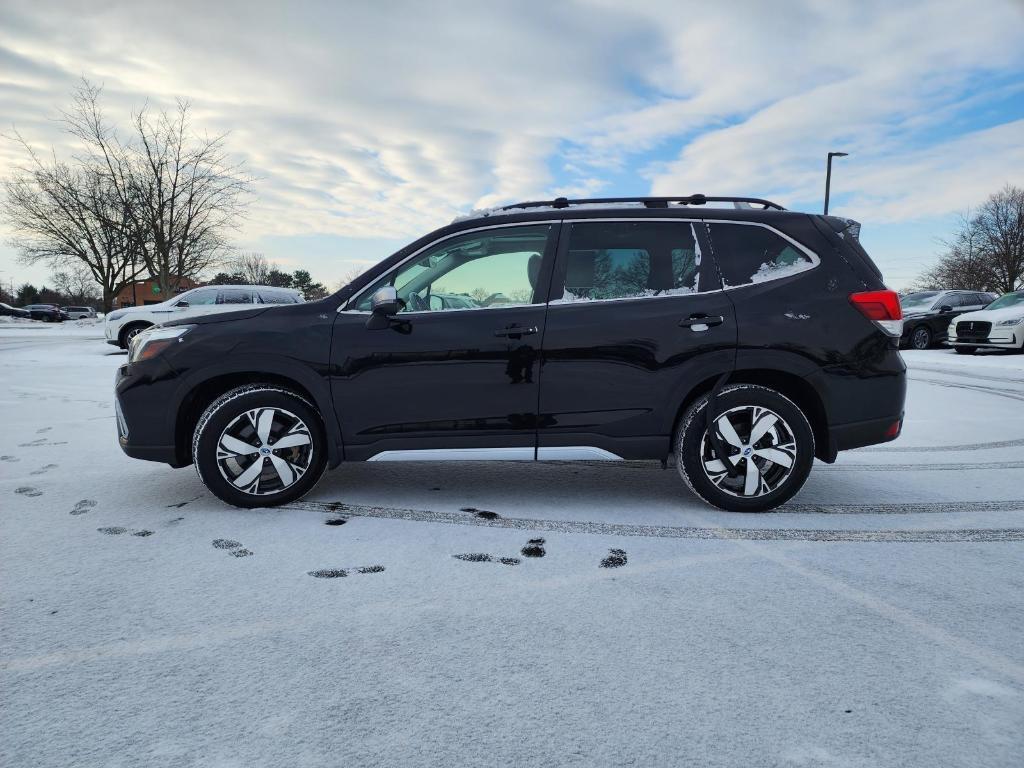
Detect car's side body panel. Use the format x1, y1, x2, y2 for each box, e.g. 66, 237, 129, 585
114, 205, 907, 478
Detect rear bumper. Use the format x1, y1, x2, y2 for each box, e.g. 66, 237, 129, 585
830, 414, 903, 453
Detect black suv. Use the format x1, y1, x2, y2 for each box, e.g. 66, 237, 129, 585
898, 290, 996, 350
115, 195, 906, 512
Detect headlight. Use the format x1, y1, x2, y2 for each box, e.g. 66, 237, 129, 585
106, 310, 127, 322
996, 317, 1024, 326
128, 325, 194, 363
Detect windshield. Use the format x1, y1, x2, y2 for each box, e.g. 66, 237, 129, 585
900, 291, 941, 312
985, 291, 1024, 311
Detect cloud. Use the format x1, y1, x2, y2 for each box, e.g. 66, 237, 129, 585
0, 0, 1022, 289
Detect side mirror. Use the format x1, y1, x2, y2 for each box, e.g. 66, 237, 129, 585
176, 300, 189, 308
366, 286, 405, 330
939, 304, 953, 313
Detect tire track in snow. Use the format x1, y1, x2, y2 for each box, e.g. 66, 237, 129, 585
858, 437, 1024, 453
287, 500, 1024, 542
563, 459, 1024, 472
908, 375, 1024, 403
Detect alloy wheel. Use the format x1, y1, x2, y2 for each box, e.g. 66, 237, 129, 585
215, 407, 314, 495
912, 327, 930, 350
700, 405, 797, 498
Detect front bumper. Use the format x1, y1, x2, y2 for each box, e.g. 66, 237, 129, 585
947, 329, 1022, 348
114, 359, 188, 467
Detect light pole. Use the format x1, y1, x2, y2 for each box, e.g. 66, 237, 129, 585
824, 151, 848, 215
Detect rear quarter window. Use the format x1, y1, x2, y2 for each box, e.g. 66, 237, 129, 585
708, 223, 816, 288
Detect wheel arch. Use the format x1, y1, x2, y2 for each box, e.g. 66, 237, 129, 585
669, 365, 832, 463
172, 361, 342, 468
118, 320, 154, 347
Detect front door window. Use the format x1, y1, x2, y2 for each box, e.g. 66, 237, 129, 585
355, 224, 553, 312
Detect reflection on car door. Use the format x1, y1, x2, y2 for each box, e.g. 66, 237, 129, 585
330, 223, 559, 460
537, 219, 736, 460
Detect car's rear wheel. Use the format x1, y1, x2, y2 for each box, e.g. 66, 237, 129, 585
954, 346, 976, 355
193, 385, 327, 508
911, 325, 931, 350
676, 384, 815, 512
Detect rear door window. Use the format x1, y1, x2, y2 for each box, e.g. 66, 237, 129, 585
707, 223, 816, 288
257, 291, 297, 304
217, 289, 254, 305
553, 221, 706, 303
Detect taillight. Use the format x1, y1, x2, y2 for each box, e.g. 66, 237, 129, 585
850, 290, 903, 337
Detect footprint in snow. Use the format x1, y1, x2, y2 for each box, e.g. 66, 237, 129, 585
70, 499, 97, 515
452, 553, 520, 566
324, 518, 347, 526
0, 455, 19, 463
308, 565, 386, 578
521, 538, 546, 558
461, 507, 500, 520
30, 464, 58, 476
212, 539, 253, 557
15, 486, 42, 497
36, 427, 52, 434
600, 548, 627, 569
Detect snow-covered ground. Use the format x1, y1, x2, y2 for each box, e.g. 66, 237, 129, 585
2, 326, 1023, 767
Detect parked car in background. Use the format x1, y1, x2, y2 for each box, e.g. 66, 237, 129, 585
946, 291, 1024, 354
104, 285, 304, 348
62, 306, 98, 320
898, 290, 996, 349
113, 194, 906, 513
21, 304, 65, 322
1, 302, 31, 319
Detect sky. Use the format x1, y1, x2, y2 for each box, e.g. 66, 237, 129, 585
1, 0, 1023, 294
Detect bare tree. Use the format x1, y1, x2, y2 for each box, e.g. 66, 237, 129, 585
51, 261, 102, 306
62, 81, 252, 296
973, 185, 1024, 294
226, 252, 272, 285
915, 186, 1024, 294
1, 132, 144, 311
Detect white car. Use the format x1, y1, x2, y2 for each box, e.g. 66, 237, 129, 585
946, 290, 1024, 354
104, 285, 304, 349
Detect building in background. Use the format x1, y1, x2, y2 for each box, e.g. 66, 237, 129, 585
113, 277, 199, 308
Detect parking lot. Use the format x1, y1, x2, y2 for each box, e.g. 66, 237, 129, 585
2, 324, 1023, 767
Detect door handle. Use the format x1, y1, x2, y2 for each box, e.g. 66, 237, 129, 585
679, 314, 724, 330
494, 325, 539, 339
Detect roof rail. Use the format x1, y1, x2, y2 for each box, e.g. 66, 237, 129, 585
497, 194, 786, 212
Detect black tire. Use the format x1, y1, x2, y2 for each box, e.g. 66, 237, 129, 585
676, 384, 815, 513
119, 322, 152, 349
910, 325, 931, 350
193, 385, 327, 508
41, 315, 51, 323
954, 346, 976, 355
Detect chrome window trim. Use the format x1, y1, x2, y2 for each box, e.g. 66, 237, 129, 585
338, 216, 821, 314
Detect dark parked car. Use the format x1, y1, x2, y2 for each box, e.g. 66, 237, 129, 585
898, 290, 996, 349
21, 304, 65, 322
1, 302, 31, 319
115, 194, 906, 512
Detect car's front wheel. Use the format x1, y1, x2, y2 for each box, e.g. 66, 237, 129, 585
119, 323, 151, 349
676, 384, 815, 512
193, 385, 328, 508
